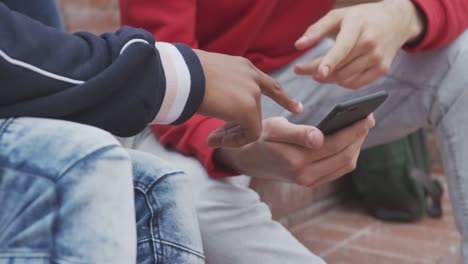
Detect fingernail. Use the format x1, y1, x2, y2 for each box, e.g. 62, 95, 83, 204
296, 35, 309, 45
320, 65, 330, 78
308, 130, 318, 147
369, 116, 376, 128
296, 102, 304, 113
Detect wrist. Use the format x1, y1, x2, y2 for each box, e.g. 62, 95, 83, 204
386, 0, 425, 43
406, 1, 426, 44
213, 147, 241, 173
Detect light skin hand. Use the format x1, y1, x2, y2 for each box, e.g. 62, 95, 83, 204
194, 49, 304, 148
293, 0, 425, 89
214, 115, 375, 187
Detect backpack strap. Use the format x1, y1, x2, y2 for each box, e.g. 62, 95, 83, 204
407, 131, 444, 218
411, 168, 443, 218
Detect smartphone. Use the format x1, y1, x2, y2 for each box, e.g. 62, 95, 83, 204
317, 91, 388, 135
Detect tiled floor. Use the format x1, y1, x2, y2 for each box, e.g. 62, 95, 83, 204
289, 180, 461, 264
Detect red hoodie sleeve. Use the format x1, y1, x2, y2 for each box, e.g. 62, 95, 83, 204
407, 0, 468, 51
150, 116, 237, 178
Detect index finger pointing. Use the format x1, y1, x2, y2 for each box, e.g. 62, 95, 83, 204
257, 70, 304, 114
295, 9, 345, 50
318, 18, 363, 79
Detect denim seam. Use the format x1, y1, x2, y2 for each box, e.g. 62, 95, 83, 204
133, 171, 184, 193
138, 237, 205, 260
134, 171, 190, 264
138, 185, 163, 264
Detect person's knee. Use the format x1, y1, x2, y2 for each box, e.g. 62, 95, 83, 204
0, 118, 130, 182
436, 29, 468, 64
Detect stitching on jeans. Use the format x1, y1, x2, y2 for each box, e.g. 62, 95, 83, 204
135, 172, 187, 264
138, 237, 205, 259
133, 171, 184, 193
151, 182, 165, 264
140, 185, 162, 264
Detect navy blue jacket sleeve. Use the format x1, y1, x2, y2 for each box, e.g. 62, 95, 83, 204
0, 2, 205, 137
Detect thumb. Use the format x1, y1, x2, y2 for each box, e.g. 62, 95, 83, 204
263, 117, 324, 149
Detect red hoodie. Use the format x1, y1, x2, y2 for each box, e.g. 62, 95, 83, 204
120, 0, 468, 177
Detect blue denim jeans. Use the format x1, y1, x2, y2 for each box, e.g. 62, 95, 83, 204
0, 118, 204, 264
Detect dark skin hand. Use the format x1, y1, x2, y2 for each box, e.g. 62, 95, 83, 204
195, 50, 304, 148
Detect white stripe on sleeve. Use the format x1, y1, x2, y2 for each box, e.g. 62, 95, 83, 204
154, 42, 191, 124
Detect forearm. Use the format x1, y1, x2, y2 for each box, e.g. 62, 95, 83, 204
0, 3, 205, 136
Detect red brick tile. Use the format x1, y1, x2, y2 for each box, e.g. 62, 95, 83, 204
369, 222, 460, 244
300, 239, 336, 256
417, 214, 458, 233
58, 0, 118, 9
61, 7, 120, 33
316, 206, 377, 230
280, 196, 339, 229
324, 246, 425, 264
252, 179, 342, 219
292, 222, 355, 244
58, 0, 120, 33
349, 232, 457, 262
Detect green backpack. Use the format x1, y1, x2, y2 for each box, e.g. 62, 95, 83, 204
349, 130, 444, 222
